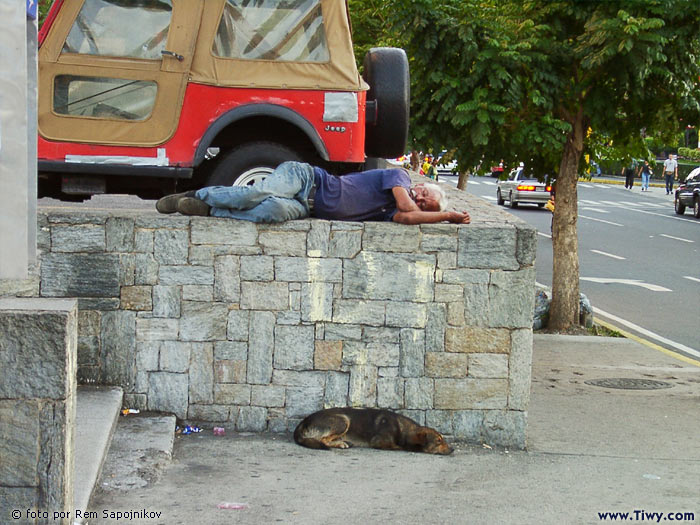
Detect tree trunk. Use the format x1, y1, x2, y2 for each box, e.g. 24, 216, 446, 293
457, 170, 469, 190
549, 112, 585, 331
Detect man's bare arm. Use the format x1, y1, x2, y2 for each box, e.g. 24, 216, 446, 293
393, 210, 470, 225
392, 187, 420, 212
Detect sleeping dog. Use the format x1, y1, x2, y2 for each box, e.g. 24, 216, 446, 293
294, 407, 453, 455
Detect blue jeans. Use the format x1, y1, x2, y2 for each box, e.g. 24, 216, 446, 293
665, 174, 674, 193
195, 162, 315, 223
641, 172, 650, 190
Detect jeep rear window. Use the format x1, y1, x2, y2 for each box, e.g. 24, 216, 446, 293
62, 0, 172, 60
213, 0, 330, 63
53, 75, 157, 121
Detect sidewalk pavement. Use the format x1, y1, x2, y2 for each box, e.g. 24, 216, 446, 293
90, 334, 700, 525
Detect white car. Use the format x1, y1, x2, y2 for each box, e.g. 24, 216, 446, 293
497, 168, 552, 208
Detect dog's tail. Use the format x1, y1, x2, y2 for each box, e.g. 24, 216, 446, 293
293, 422, 330, 450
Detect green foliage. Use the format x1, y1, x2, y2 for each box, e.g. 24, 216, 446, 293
678, 147, 700, 161
39, 0, 53, 27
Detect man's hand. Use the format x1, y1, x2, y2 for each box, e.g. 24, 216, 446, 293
446, 211, 470, 224
393, 209, 470, 225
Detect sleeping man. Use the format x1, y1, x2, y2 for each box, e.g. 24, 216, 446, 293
155, 161, 470, 225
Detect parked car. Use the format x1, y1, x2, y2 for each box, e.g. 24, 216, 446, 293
496, 166, 552, 208
37, 0, 410, 200
674, 167, 700, 218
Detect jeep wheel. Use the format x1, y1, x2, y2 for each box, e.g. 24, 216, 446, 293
362, 48, 410, 159
674, 194, 686, 215
206, 142, 302, 187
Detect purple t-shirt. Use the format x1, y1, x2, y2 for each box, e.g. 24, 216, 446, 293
312, 167, 411, 221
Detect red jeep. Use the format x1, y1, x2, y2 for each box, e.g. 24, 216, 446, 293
38, 0, 409, 199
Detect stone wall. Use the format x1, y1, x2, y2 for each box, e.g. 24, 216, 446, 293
7, 186, 536, 447
0, 298, 77, 525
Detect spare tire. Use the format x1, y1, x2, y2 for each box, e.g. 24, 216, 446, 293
362, 48, 410, 159
206, 142, 302, 187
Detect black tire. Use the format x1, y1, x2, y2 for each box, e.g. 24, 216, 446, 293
206, 142, 302, 187
509, 192, 518, 208
674, 194, 686, 215
497, 189, 504, 206
694, 196, 700, 218
362, 48, 410, 159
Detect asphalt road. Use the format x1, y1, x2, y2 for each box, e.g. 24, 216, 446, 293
443, 173, 700, 361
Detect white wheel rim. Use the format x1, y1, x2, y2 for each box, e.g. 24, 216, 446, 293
233, 167, 274, 187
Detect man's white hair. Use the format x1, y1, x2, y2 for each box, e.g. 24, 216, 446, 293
424, 183, 448, 211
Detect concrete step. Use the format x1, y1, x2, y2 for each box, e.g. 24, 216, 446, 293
90, 412, 176, 499
73, 386, 123, 523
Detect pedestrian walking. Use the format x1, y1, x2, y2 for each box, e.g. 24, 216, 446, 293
621, 159, 637, 190
639, 160, 653, 191
662, 153, 678, 194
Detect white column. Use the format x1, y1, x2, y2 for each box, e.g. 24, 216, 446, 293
0, 3, 32, 279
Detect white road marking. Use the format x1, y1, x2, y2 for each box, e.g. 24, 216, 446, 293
600, 200, 619, 206
589, 250, 626, 260
467, 180, 480, 185
579, 200, 599, 205
659, 233, 694, 243
593, 306, 700, 360
581, 277, 671, 292
579, 207, 609, 214
482, 196, 497, 201
537, 232, 551, 239
578, 183, 594, 188
683, 276, 700, 284
481, 181, 498, 186
620, 201, 644, 207
579, 215, 623, 226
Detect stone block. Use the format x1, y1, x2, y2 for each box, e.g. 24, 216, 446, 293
38, 399, 74, 514
343, 252, 435, 302
445, 326, 510, 353
377, 377, 404, 409
259, 231, 307, 256
0, 400, 40, 486
214, 255, 240, 302
434, 378, 508, 409
136, 318, 178, 342
285, 387, 324, 418
348, 365, 378, 407
160, 341, 191, 373
442, 268, 491, 285
214, 384, 251, 405
148, 372, 189, 419
487, 268, 536, 328
362, 222, 420, 252
328, 230, 362, 258
247, 311, 275, 384
421, 233, 458, 253
227, 310, 250, 341
307, 221, 330, 257
100, 310, 136, 386
324, 323, 362, 341
399, 329, 425, 378
483, 410, 526, 449
159, 265, 214, 286
272, 370, 326, 388
154, 228, 188, 264
324, 372, 349, 407
425, 410, 454, 435
425, 352, 468, 378
462, 284, 490, 326
240, 282, 288, 310
51, 224, 105, 253
516, 224, 537, 267
314, 340, 343, 370
188, 405, 230, 421
120, 286, 152, 311
275, 257, 342, 283
425, 304, 446, 352
367, 343, 400, 367
180, 302, 227, 341
404, 377, 433, 409
214, 359, 246, 384
236, 406, 268, 431
468, 353, 509, 378
189, 344, 214, 404
119, 253, 136, 286
457, 225, 519, 270
251, 385, 286, 407
136, 342, 159, 371
106, 217, 135, 252
152, 286, 180, 318
301, 282, 333, 322
191, 219, 258, 246
435, 284, 464, 303
509, 329, 533, 410
0, 487, 38, 525
452, 410, 484, 442
333, 300, 385, 326
182, 285, 213, 301
134, 228, 154, 253
134, 254, 159, 285
240, 255, 274, 281
0, 299, 77, 399
386, 302, 427, 328
41, 254, 120, 297
214, 341, 247, 361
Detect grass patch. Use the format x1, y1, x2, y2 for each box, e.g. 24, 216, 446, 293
588, 323, 624, 338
